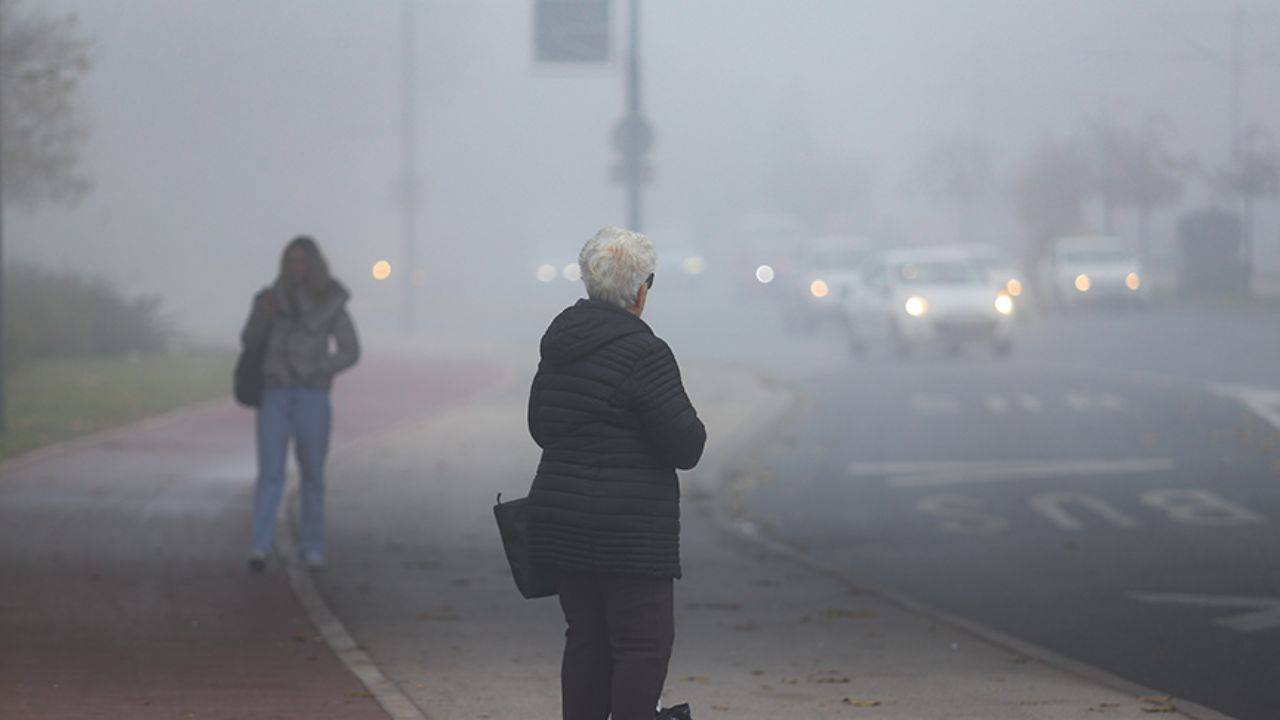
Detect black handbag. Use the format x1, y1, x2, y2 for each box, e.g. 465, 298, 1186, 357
494, 493, 557, 599
233, 319, 272, 407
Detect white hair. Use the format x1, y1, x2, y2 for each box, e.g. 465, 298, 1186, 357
579, 226, 657, 309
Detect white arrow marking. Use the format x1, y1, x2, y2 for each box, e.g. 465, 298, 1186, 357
1213, 384, 1280, 432
1128, 592, 1280, 633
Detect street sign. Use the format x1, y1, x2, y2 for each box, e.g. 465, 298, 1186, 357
534, 0, 610, 63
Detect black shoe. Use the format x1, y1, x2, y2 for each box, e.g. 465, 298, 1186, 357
656, 704, 692, 720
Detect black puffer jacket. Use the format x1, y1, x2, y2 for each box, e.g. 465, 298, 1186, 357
527, 299, 707, 578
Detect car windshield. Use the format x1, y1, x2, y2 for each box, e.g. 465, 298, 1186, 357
1062, 249, 1130, 264
896, 261, 983, 285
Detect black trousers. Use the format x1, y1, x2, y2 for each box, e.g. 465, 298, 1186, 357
556, 572, 675, 720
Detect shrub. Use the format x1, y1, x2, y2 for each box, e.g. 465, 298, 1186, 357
3, 261, 171, 367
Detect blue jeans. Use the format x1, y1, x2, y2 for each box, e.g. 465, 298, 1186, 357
250, 387, 331, 558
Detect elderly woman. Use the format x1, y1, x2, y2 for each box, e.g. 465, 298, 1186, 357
527, 227, 707, 720
239, 236, 359, 571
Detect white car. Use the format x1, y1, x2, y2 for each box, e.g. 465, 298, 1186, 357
843, 249, 1016, 357
1044, 236, 1148, 307
962, 244, 1026, 301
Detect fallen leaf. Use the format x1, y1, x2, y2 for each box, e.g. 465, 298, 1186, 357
712, 704, 730, 712
415, 605, 459, 621
825, 608, 875, 620
350, 690, 374, 698
843, 697, 881, 707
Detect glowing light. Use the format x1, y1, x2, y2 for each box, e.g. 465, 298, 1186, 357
1005, 278, 1023, 297
755, 264, 775, 284
994, 293, 1015, 315
371, 260, 392, 281
1125, 272, 1141, 291
904, 295, 929, 317
535, 264, 556, 283
1074, 274, 1091, 293
809, 279, 830, 298
682, 256, 707, 275
563, 262, 582, 282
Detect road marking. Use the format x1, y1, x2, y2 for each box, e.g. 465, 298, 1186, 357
847, 458, 1175, 488
1029, 492, 1140, 531
1066, 391, 1126, 412
916, 494, 1010, 535
1213, 384, 1280, 432
1139, 488, 1265, 526
1128, 592, 1280, 633
910, 394, 960, 415
982, 395, 1010, 414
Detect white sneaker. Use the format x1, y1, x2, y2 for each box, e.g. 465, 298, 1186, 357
247, 551, 268, 573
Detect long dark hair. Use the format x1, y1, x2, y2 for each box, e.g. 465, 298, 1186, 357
278, 235, 332, 296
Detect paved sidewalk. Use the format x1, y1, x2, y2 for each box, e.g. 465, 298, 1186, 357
312, 357, 1219, 719
0, 354, 502, 720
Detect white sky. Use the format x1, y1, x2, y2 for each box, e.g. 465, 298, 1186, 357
9, 0, 1279, 340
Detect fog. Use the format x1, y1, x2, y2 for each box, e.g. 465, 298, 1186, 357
8, 0, 1279, 351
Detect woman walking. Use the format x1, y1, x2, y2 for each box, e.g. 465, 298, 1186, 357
527, 227, 707, 720
240, 236, 359, 571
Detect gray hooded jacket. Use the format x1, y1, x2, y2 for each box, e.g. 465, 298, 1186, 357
240, 279, 360, 391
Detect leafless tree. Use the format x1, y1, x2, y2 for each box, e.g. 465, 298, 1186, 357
1013, 137, 1092, 273
1, 0, 93, 208
1090, 117, 1188, 267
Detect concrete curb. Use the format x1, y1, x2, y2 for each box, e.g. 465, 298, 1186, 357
702, 371, 1237, 720
274, 362, 522, 720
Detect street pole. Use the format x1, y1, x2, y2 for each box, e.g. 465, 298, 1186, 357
399, 0, 419, 334
613, 0, 651, 232
1228, 1, 1253, 290
0, 14, 7, 433
625, 0, 642, 231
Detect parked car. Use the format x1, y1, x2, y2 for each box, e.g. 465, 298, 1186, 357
1042, 235, 1148, 308
843, 247, 1015, 357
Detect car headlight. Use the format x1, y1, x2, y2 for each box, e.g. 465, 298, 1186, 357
994, 293, 1014, 315
1125, 272, 1141, 291
1005, 278, 1023, 297
904, 295, 929, 317
1074, 274, 1091, 292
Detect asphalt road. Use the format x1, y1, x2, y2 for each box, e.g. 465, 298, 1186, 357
725, 303, 1280, 720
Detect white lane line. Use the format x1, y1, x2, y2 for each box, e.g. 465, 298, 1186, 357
982, 395, 1009, 414
1128, 592, 1280, 633
910, 394, 960, 415
1017, 394, 1043, 413
846, 458, 1175, 488
1213, 384, 1280, 432
278, 487, 428, 720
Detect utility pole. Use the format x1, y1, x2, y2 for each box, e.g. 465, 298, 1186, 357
613, 0, 652, 231
399, 0, 420, 333
0, 12, 7, 433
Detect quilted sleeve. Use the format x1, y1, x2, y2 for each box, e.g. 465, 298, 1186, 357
629, 339, 706, 470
